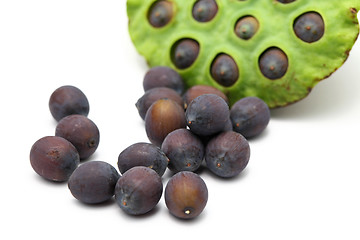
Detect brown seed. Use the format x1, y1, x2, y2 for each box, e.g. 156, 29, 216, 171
145, 99, 186, 146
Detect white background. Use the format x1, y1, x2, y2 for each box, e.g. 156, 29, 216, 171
1, 1, 360, 239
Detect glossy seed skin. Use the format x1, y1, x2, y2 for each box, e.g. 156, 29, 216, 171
49, 85, 89, 122
148, 1, 173, 28
143, 66, 184, 95
115, 167, 163, 215
136, 87, 184, 120
145, 99, 186, 146
235, 16, 259, 40
30, 136, 80, 182
183, 85, 229, 109
118, 142, 168, 176
205, 131, 250, 178
165, 171, 208, 219
186, 94, 230, 136
68, 161, 120, 204
161, 129, 204, 173
171, 39, 200, 69
211, 54, 239, 87
55, 115, 100, 160
259, 47, 288, 80
230, 96, 270, 138
294, 12, 324, 43
192, 0, 218, 23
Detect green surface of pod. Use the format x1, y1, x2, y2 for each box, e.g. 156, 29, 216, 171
127, 0, 360, 108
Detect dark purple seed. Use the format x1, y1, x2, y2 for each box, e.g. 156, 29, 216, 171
192, 0, 218, 23
118, 142, 168, 177
115, 166, 163, 215
148, 1, 173, 28
205, 131, 250, 178
230, 96, 270, 138
234, 16, 259, 40
136, 87, 184, 120
186, 94, 230, 136
294, 12, 324, 43
49, 85, 89, 122
30, 136, 80, 182
145, 99, 187, 146
259, 47, 288, 80
277, 0, 296, 3
183, 85, 229, 109
55, 115, 100, 160
171, 39, 200, 69
143, 66, 184, 95
165, 171, 208, 219
68, 161, 120, 204
198, 117, 233, 148
161, 129, 204, 173
210, 54, 239, 87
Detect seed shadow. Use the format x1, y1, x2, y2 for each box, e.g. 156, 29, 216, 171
246, 128, 270, 143
72, 197, 116, 209
32, 173, 69, 186
203, 168, 250, 183
166, 208, 208, 223
117, 205, 161, 220
80, 151, 99, 163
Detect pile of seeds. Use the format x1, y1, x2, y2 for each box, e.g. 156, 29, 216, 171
30, 66, 270, 219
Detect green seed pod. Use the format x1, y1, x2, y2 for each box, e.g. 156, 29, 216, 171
127, 0, 360, 108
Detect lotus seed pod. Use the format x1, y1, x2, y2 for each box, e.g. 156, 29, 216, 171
127, 0, 360, 108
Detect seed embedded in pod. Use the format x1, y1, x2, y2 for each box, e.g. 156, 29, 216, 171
210, 53, 239, 87
171, 38, 200, 69
192, 0, 218, 23
293, 12, 325, 43
277, 0, 296, 3
234, 16, 259, 40
148, 1, 173, 28
259, 47, 288, 80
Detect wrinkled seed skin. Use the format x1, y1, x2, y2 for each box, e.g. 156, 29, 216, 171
230, 96, 270, 138
186, 94, 230, 136
68, 161, 120, 204
115, 167, 163, 215
143, 66, 184, 95
183, 85, 229, 109
30, 136, 80, 182
55, 115, 100, 160
205, 131, 250, 178
136, 87, 184, 120
49, 85, 89, 122
118, 142, 168, 176
161, 129, 204, 173
145, 99, 187, 146
165, 171, 208, 219
192, 0, 218, 23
